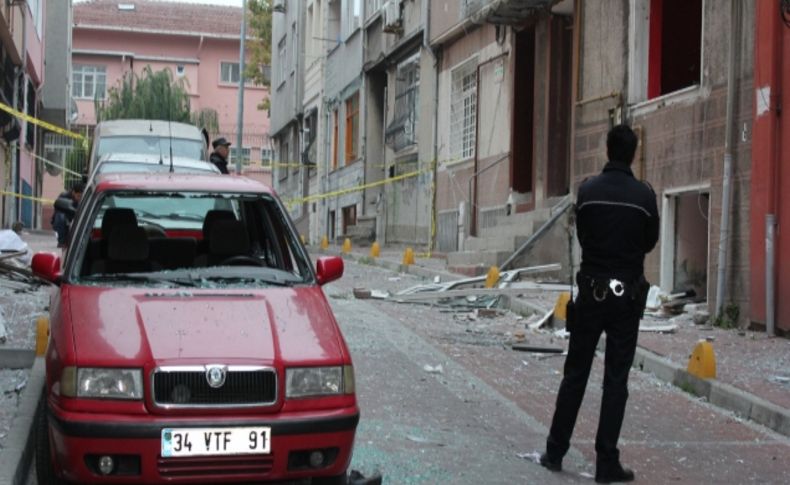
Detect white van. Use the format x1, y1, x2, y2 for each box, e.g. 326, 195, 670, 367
88, 119, 209, 173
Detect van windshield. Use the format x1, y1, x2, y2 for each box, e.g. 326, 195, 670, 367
97, 136, 204, 161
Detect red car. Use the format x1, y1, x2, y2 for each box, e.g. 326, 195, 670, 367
32, 173, 357, 484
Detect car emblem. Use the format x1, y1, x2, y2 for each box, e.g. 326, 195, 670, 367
205, 365, 227, 388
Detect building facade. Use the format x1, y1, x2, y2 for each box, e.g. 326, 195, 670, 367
0, 0, 51, 230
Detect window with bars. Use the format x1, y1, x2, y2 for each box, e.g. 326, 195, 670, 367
261, 147, 273, 166
386, 54, 420, 151
231, 147, 251, 165
72, 65, 107, 100
450, 58, 477, 161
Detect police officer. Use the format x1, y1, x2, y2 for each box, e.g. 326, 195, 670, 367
539, 125, 659, 483
52, 182, 85, 248
209, 137, 231, 174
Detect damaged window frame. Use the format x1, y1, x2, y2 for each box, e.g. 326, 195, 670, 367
386, 53, 421, 152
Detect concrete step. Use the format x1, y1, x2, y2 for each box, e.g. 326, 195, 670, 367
465, 234, 530, 252
447, 250, 511, 268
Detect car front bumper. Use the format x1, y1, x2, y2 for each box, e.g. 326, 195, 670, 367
47, 402, 359, 484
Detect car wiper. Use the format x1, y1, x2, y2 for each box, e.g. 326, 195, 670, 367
201, 275, 296, 287
84, 273, 198, 287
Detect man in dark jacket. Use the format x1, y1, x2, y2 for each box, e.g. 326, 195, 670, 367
52, 182, 85, 248
539, 125, 659, 483
209, 137, 231, 174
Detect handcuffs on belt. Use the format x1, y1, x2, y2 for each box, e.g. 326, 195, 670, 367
592, 278, 626, 302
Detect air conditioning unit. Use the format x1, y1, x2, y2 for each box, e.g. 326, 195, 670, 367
382, 0, 402, 34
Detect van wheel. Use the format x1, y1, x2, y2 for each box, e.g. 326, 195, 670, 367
312, 472, 348, 485
35, 398, 66, 485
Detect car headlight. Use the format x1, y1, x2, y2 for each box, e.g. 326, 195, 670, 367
60, 367, 143, 400
286, 365, 354, 398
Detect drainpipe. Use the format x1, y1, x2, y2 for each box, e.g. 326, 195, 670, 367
9, 2, 27, 227
765, 214, 776, 336
424, 0, 438, 253
714, 0, 741, 317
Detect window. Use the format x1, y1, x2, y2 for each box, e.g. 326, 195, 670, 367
292, 23, 297, 72
176, 65, 185, 77
345, 93, 359, 164
279, 139, 290, 180
231, 147, 251, 165
332, 109, 339, 170
386, 54, 420, 150
629, 0, 702, 102
72, 65, 107, 100
366, 0, 383, 19
220, 62, 241, 84
278, 37, 287, 85
328, 0, 341, 44
450, 58, 477, 161
261, 147, 273, 166
342, 0, 362, 39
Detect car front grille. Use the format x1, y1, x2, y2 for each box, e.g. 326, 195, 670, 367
153, 366, 277, 407
157, 454, 274, 478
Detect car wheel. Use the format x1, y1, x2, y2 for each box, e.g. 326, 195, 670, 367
312, 472, 348, 485
35, 398, 67, 485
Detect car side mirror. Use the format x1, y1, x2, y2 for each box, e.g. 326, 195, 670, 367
316, 256, 343, 285
31, 252, 62, 283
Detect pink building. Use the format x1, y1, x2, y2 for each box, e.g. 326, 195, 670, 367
71, 0, 271, 176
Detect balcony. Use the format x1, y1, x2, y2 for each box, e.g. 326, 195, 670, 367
461, 0, 555, 25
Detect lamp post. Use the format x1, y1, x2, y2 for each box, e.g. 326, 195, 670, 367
235, 0, 247, 174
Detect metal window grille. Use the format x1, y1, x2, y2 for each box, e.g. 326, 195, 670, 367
386, 55, 420, 151
450, 58, 477, 161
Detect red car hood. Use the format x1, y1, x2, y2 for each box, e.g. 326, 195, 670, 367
64, 285, 346, 366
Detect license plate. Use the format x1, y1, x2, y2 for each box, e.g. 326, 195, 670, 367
161, 427, 271, 457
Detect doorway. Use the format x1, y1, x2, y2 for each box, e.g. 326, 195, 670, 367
660, 187, 710, 297
511, 26, 535, 195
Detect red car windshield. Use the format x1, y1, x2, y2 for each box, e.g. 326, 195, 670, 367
70, 190, 312, 288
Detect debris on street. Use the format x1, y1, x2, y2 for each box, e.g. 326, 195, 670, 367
639, 323, 679, 333
423, 364, 444, 374
511, 344, 565, 354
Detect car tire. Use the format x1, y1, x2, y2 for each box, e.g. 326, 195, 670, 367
35, 398, 66, 485
312, 472, 348, 485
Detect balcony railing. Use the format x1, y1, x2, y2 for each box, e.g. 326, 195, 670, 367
462, 0, 554, 25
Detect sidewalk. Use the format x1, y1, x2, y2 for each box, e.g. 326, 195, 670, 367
313, 243, 790, 438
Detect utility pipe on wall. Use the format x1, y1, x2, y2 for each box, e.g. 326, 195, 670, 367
765, 214, 776, 336
714, 0, 741, 317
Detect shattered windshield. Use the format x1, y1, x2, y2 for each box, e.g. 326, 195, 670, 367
73, 190, 311, 287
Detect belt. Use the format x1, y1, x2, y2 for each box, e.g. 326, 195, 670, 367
578, 273, 631, 302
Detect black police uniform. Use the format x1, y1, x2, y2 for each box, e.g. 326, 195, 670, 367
210, 152, 229, 174
545, 160, 659, 472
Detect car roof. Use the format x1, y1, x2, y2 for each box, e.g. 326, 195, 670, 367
93, 173, 275, 195
95, 119, 204, 140
96, 153, 219, 171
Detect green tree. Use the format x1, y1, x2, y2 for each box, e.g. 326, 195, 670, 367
95, 66, 192, 123
246, 0, 272, 110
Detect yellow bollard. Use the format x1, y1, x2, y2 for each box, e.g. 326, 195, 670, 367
484, 266, 500, 288
36, 316, 50, 356
553, 292, 571, 321
687, 340, 716, 379
402, 247, 415, 266
320, 235, 329, 250
342, 238, 352, 254
300, 234, 306, 245
370, 241, 381, 258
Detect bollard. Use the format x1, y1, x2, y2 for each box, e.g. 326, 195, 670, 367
484, 266, 500, 288
370, 241, 381, 258
553, 292, 571, 321
687, 340, 716, 379
342, 238, 352, 254
36, 316, 50, 356
402, 247, 415, 266
320, 235, 329, 250
300, 234, 306, 245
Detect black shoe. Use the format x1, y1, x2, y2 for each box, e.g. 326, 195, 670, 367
539, 453, 562, 472
595, 463, 635, 483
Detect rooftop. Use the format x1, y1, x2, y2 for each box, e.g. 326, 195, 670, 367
74, 0, 243, 37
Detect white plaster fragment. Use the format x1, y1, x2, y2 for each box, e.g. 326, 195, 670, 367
756, 86, 771, 117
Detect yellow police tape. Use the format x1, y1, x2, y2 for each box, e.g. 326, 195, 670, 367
0, 189, 54, 204
285, 166, 430, 206
0, 101, 86, 141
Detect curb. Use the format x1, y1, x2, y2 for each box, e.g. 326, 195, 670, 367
332, 251, 790, 439
633, 348, 790, 437
0, 356, 45, 485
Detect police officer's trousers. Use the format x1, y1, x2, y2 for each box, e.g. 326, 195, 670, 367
545, 284, 640, 466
